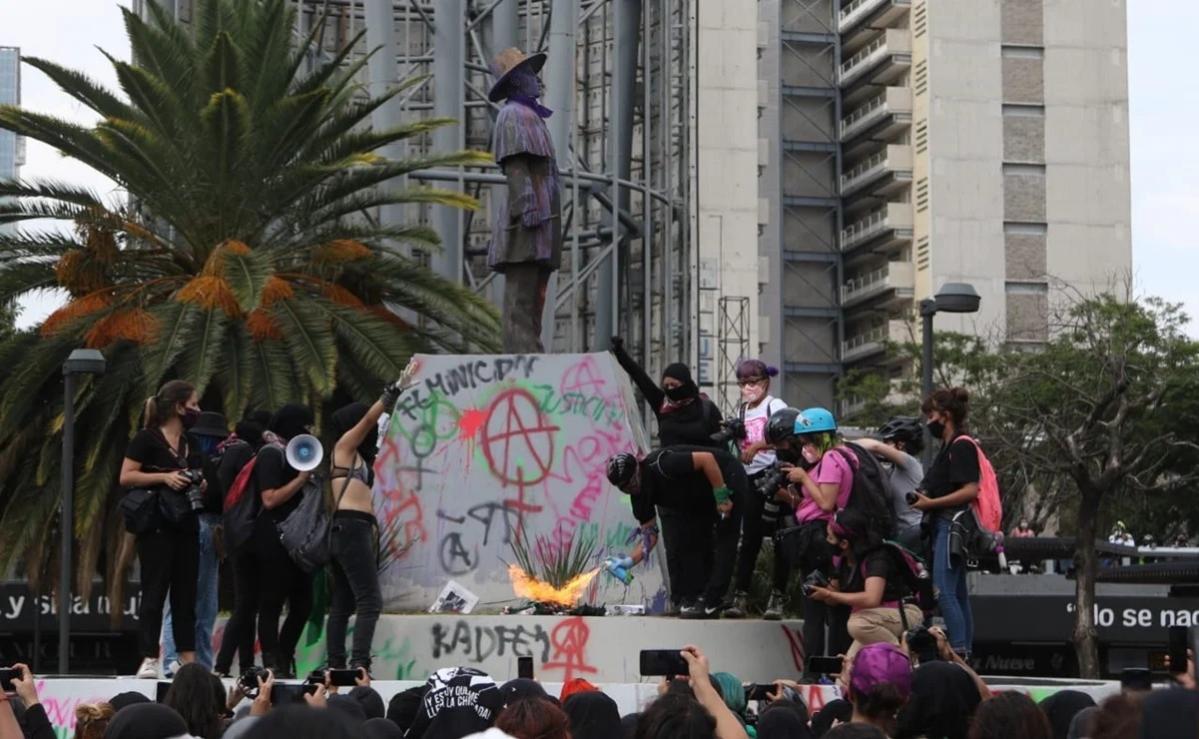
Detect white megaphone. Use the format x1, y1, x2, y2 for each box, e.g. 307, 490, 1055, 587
285, 434, 324, 472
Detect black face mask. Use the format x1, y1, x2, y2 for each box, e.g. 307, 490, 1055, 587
663, 384, 695, 402
927, 420, 945, 439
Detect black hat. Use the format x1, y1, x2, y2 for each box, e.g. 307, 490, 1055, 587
488, 47, 547, 102
191, 411, 228, 438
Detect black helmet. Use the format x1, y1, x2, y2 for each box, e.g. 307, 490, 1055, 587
877, 416, 924, 454
606, 453, 639, 487
765, 408, 801, 446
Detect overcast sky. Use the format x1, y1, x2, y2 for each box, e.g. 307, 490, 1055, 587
6, 2, 1198, 336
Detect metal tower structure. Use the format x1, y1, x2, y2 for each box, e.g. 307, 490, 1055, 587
136, 0, 697, 387
339, 0, 697, 387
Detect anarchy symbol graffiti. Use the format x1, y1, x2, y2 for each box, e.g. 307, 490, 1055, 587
481, 388, 559, 486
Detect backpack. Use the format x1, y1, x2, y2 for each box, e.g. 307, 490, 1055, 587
832, 443, 898, 539
276, 474, 332, 573
958, 437, 1002, 532
222, 440, 265, 552
277, 455, 359, 573
857, 541, 937, 626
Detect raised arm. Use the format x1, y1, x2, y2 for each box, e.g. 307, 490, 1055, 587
854, 437, 908, 466
610, 337, 665, 411
334, 361, 420, 465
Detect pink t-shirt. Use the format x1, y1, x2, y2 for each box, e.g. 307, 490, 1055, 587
795, 448, 856, 523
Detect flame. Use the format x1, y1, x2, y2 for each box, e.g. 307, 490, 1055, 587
507, 565, 600, 607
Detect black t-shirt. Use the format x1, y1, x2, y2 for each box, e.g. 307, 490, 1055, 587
125, 428, 193, 474
254, 444, 302, 523
631, 445, 743, 523
841, 547, 908, 605
657, 398, 724, 449
920, 435, 980, 501
124, 428, 201, 530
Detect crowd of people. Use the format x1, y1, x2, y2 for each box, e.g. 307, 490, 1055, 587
608, 342, 987, 663
5, 639, 1199, 739
114, 362, 418, 680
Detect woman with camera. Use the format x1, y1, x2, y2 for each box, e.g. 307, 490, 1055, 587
908, 387, 980, 658
806, 508, 921, 663
119, 380, 204, 678
254, 403, 317, 677
771, 407, 856, 660
324, 364, 418, 673
725, 359, 789, 620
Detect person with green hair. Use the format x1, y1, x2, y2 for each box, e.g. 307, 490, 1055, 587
772, 407, 856, 661
710, 672, 755, 737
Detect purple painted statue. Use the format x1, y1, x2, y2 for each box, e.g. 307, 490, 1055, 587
487, 47, 563, 353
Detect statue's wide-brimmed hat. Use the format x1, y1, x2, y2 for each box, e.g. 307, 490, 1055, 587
488, 47, 547, 102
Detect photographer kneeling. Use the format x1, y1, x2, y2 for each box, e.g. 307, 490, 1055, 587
806, 508, 921, 664
119, 380, 205, 678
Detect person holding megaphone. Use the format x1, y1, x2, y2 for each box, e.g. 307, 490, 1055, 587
253, 403, 317, 678
324, 361, 420, 675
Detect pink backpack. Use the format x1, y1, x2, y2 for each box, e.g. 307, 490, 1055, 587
959, 437, 1002, 532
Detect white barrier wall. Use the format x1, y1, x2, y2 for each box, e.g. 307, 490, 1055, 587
372, 353, 660, 611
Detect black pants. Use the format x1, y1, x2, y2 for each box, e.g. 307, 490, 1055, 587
662, 483, 745, 607
326, 511, 383, 669
802, 596, 851, 661
657, 508, 690, 607
733, 471, 792, 593
254, 519, 314, 668
137, 523, 199, 659
215, 547, 259, 674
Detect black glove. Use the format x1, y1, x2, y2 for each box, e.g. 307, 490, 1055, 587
609, 336, 624, 352
381, 382, 403, 413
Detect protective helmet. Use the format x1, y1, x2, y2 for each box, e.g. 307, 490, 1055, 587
877, 416, 924, 449
766, 407, 801, 445
606, 453, 639, 487
795, 407, 837, 435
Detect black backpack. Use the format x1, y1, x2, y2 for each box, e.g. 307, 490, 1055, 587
831, 443, 897, 539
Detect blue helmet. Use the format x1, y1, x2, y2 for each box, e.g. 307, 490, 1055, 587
795, 407, 837, 435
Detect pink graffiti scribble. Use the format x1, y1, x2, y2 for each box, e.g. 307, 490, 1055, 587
559, 356, 610, 399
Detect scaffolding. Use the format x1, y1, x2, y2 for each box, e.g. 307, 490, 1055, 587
286, 0, 699, 387
774, 0, 843, 408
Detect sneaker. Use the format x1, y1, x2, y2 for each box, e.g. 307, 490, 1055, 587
680, 601, 725, 620
136, 658, 160, 679
164, 659, 182, 679
763, 591, 785, 620
722, 592, 750, 619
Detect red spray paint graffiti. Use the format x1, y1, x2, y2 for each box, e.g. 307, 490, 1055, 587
542, 616, 598, 682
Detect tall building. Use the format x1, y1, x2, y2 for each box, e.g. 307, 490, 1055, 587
0, 46, 25, 200
759, 0, 1132, 411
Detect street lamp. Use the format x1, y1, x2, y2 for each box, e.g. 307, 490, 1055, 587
920, 283, 980, 464
60, 348, 106, 674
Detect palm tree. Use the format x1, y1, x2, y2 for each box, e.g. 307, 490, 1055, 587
0, 0, 498, 593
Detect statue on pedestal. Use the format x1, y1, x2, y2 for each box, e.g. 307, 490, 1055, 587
487, 47, 562, 354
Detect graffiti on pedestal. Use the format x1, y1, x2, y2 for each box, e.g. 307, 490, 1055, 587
373, 353, 659, 610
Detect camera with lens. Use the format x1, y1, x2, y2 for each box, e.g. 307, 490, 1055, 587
905, 624, 939, 663
710, 418, 747, 445
239, 666, 271, 698
801, 569, 829, 597
755, 463, 790, 524
181, 468, 206, 512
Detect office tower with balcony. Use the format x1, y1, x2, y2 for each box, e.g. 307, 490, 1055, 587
0, 46, 25, 236
759, 0, 1132, 410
